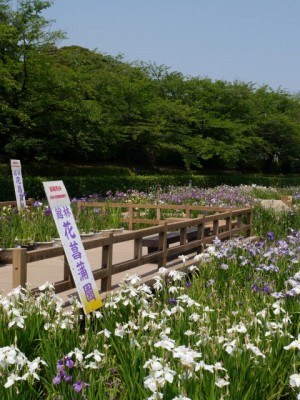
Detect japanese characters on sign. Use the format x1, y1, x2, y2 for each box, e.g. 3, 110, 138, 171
10, 159, 26, 209
43, 181, 102, 313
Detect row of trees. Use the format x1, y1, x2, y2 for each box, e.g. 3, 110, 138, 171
1, 0, 300, 173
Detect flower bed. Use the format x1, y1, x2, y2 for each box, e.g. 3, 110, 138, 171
1, 228, 300, 398
0, 200, 123, 252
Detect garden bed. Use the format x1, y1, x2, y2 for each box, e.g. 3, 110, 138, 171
1, 230, 300, 399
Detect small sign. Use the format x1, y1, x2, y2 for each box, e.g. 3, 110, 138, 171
43, 181, 102, 313
10, 159, 26, 209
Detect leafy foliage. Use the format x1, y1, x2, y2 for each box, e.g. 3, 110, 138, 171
1, 1, 300, 173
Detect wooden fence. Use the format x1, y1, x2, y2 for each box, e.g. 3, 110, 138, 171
77, 200, 236, 230
11, 205, 253, 297
0, 198, 35, 216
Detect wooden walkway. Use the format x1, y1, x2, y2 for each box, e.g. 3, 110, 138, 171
0, 197, 290, 306
0, 203, 253, 304
0, 231, 161, 302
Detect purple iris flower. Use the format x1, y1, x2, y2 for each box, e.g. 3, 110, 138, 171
73, 380, 83, 393
53, 370, 66, 384
53, 374, 61, 385
63, 374, 73, 383
73, 380, 90, 393
43, 206, 52, 217
65, 356, 74, 368
168, 298, 177, 305
267, 232, 275, 241
251, 283, 260, 292
56, 359, 64, 372
263, 284, 271, 294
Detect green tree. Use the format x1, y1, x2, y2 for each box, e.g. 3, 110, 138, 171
0, 0, 65, 160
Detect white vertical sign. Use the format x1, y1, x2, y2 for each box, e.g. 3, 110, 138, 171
43, 180, 102, 313
10, 159, 26, 209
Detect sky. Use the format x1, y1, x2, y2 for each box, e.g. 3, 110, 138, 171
43, 0, 300, 94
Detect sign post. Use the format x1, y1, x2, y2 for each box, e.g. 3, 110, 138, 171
10, 159, 26, 209
43, 180, 102, 313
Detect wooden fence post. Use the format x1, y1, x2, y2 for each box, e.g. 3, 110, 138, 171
101, 232, 113, 292
156, 205, 161, 224
196, 223, 205, 254
128, 205, 133, 230
237, 214, 243, 229
226, 211, 232, 238
180, 227, 187, 245
212, 219, 219, 236
134, 238, 142, 259
77, 200, 82, 215
248, 209, 253, 237
185, 205, 191, 218
158, 226, 167, 268
12, 248, 27, 288
27, 198, 34, 217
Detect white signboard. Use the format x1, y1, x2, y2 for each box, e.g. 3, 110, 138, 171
43, 180, 102, 313
10, 159, 26, 209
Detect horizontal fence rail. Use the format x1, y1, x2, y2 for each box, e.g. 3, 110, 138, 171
11, 206, 253, 298
0, 198, 35, 216
77, 200, 234, 230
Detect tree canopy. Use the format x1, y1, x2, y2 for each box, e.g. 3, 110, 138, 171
1, 0, 300, 173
